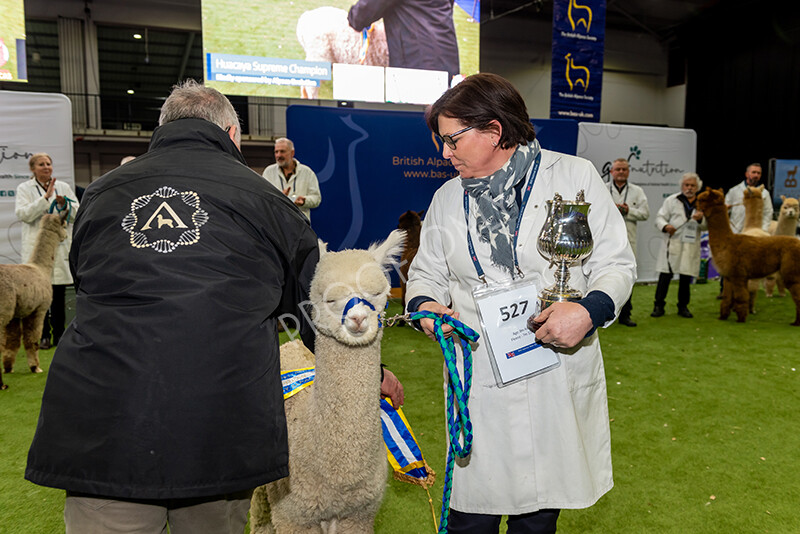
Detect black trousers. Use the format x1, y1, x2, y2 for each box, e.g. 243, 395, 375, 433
447, 509, 560, 534
42, 284, 66, 345
654, 272, 691, 308
620, 294, 633, 319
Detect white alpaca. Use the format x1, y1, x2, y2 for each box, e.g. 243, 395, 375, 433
296, 6, 389, 99
766, 195, 800, 297
0, 213, 67, 390
250, 230, 405, 534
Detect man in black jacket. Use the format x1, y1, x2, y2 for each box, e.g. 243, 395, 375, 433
348, 0, 460, 79
25, 80, 320, 533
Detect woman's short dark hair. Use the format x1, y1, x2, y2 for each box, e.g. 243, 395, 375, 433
425, 73, 535, 149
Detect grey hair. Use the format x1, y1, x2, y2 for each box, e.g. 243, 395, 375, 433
680, 172, 703, 190
159, 79, 241, 145
275, 137, 295, 151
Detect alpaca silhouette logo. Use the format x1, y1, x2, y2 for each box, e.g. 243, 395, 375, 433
565, 53, 590, 92
786, 166, 798, 188
121, 186, 209, 254
140, 202, 189, 230
568, 0, 593, 32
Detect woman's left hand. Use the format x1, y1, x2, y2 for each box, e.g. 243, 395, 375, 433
530, 301, 592, 349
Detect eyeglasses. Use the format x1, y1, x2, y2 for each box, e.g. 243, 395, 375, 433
438, 125, 474, 150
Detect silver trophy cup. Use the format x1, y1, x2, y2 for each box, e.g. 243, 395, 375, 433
535, 191, 593, 313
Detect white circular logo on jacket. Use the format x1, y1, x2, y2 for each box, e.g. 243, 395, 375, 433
121, 186, 209, 254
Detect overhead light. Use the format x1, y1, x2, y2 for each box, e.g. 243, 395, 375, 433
127, 89, 135, 94
133, 33, 142, 39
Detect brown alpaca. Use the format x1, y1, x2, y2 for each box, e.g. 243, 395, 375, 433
0, 213, 67, 389
397, 210, 424, 310
766, 195, 800, 297
740, 185, 773, 313
697, 188, 800, 325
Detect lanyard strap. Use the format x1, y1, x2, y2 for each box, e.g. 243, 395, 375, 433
463, 152, 541, 284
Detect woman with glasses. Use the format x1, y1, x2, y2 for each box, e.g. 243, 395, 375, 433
405, 73, 635, 533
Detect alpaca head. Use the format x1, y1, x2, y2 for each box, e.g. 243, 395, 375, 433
397, 210, 424, 232
779, 196, 800, 222
310, 230, 405, 345
697, 188, 725, 213
743, 185, 764, 200
40, 213, 68, 242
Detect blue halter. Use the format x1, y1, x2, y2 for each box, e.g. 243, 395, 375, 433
341, 297, 382, 327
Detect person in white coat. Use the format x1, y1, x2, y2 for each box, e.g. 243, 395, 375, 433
651, 173, 706, 318
725, 163, 772, 233
405, 73, 635, 533
262, 138, 322, 223
15, 153, 79, 349
608, 158, 649, 326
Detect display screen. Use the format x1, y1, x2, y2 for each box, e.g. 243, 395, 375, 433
202, 0, 479, 105
0, 0, 27, 83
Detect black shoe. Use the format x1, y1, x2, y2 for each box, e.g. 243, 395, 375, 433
39, 338, 51, 350
619, 316, 637, 327
650, 306, 665, 318
677, 307, 694, 318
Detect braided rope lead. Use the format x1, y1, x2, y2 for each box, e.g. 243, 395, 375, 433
408, 311, 479, 534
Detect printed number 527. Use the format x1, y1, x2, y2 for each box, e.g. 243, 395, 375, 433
500, 300, 528, 322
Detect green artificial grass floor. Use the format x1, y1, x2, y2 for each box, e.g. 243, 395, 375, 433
2, 280, 799, 533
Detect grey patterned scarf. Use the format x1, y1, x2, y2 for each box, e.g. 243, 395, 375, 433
461, 140, 540, 275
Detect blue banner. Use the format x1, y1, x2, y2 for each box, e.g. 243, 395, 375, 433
206, 53, 330, 86
772, 159, 800, 208
550, 0, 606, 122
287, 106, 578, 254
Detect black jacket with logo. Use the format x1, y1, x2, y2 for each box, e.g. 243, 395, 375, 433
26, 118, 319, 499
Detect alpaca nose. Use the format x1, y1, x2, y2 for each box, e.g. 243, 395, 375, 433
344, 309, 369, 334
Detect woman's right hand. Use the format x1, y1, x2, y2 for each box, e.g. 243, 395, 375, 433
417, 301, 459, 341
45, 178, 56, 199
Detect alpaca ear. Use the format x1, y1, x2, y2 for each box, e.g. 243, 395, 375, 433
757, 185, 764, 192
368, 229, 406, 270
782, 195, 787, 201
418, 209, 426, 219
317, 239, 329, 258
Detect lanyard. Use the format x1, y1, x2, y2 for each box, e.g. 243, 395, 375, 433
611, 182, 629, 204
462, 152, 541, 284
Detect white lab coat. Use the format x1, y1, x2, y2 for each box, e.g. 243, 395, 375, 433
725, 181, 773, 233
14, 178, 79, 284
262, 159, 321, 222
653, 192, 707, 277
607, 181, 650, 255
406, 149, 636, 514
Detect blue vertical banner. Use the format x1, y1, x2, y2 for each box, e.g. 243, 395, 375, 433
550, 0, 606, 121
772, 159, 800, 208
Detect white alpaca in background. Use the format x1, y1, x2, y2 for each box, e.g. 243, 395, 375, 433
296, 6, 389, 99
250, 230, 405, 533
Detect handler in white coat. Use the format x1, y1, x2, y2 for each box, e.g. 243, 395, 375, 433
15, 153, 79, 348
405, 74, 635, 533
651, 173, 706, 319
608, 158, 649, 327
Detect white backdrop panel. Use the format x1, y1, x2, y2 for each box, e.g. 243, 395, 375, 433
0, 91, 74, 263
577, 123, 697, 282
